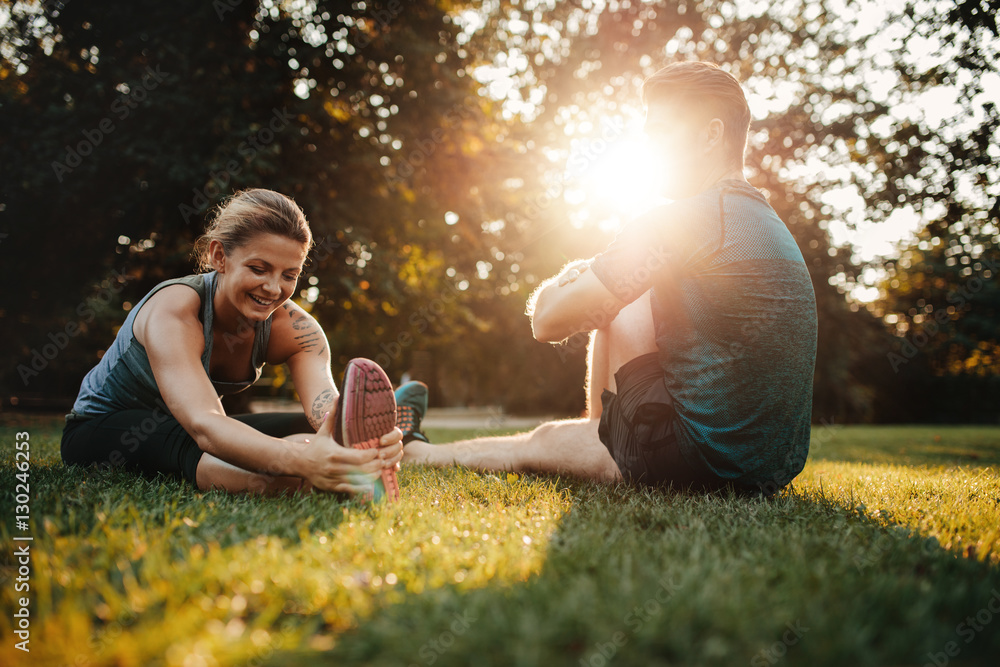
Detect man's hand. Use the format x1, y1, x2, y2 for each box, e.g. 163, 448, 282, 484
558, 259, 593, 286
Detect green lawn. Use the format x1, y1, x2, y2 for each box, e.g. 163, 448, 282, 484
2, 416, 999, 666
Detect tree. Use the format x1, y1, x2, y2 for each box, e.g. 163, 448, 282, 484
0, 0, 535, 406
3, 0, 996, 421
451, 0, 999, 421
865, 0, 1000, 421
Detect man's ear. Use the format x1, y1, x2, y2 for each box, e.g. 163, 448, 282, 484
704, 118, 726, 155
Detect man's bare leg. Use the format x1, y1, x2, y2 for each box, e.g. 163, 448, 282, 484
586, 290, 659, 419
403, 418, 620, 480
585, 329, 607, 419
403, 291, 659, 481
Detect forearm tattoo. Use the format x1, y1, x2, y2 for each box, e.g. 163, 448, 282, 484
309, 388, 336, 430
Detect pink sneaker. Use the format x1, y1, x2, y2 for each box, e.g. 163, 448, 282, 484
335, 358, 400, 502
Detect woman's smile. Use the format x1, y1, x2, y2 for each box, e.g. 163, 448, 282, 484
248, 293, 276, 308
212, 232, 309, 328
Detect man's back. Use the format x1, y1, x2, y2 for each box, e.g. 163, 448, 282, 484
591, 179, 817, 488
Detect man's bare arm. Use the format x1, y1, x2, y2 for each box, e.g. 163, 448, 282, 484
527, 260, 625, 343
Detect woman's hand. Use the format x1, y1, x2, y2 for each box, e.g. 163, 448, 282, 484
285, 413, 403, 495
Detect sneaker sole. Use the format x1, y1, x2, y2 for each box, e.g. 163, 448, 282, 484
339, 358, 400, 502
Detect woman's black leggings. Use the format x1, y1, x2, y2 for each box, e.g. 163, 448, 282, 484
61, 410, 313, 489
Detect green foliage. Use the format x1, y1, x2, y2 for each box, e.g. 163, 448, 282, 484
863, 0, 1000, 405
876, 218, 1000, 373
2, 417, 1000, 666
454, 0, 999, 419
0, 0, 535, 402
1, 0, 997, 420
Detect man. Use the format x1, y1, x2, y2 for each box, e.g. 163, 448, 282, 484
404, 61, 818, 495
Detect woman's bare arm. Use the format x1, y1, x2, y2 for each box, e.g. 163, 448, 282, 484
267, 299, 403, 458
268, 300, 338, 430
135, 285, 390, 491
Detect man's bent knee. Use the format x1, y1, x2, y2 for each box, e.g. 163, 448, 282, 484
527, 418, 594, 443
523, 418, 618, 480
528, 421, 559, 442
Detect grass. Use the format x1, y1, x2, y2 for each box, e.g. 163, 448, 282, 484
1, 416, 999, 666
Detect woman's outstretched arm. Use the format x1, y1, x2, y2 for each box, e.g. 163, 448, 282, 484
135, 285, 396, 493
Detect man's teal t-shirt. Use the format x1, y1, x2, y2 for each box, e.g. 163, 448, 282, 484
590, 179, 817, 488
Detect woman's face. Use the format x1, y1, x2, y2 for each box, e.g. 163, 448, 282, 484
211, 233, 309, 323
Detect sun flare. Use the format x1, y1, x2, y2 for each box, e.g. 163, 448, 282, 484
564, 113, 669, 234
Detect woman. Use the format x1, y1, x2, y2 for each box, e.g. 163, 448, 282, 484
61, 188, 427, 500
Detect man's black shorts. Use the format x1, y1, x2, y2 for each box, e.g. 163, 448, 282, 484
597, 353, 757, 495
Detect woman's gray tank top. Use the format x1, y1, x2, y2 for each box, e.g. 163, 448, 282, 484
66, 271, 272, 421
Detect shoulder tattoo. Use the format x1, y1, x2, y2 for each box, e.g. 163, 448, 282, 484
286, 304, 328, 356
